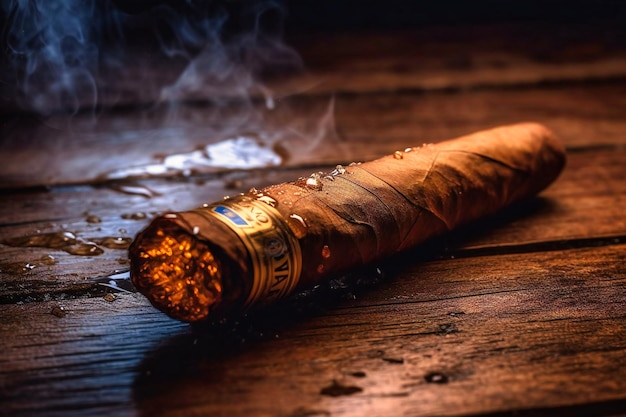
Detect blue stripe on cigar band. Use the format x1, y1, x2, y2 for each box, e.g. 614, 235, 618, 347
213, 205, 249, 227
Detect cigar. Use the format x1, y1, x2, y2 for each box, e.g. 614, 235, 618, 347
129, 123, 566, 322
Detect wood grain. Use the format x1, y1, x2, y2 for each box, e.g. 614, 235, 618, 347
1, 244, 624, 417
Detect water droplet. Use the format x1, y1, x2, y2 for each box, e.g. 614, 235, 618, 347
51, 305, 66, 318
305, 176, 321, 190
287, 213, 308, 239
425, 372, 449, 384
331, 164, 346, 175
393, 151, 404, 160
92, 237, 132, 250
404, 147, 413, 153
1, 231, 104, 256
24, 263, 36, 270
257, 195, 277, 207
321, 245, 331, 259
40, 254, 57, 265
192, 226, 200, 235
66, 243, 105, 256
85, 215, 102, 223
103, 293, 116, 302
121, 212, 147, 220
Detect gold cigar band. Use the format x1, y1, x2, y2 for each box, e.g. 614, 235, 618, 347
196, 195, 302, 309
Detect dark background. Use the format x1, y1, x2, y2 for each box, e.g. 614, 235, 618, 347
2, 0, 626, 114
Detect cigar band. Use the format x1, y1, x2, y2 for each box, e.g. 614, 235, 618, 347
200, 196, 302, 309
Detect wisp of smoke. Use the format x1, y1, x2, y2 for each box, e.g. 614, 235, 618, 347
1, 0, 124, 114
0, 0, 301, 115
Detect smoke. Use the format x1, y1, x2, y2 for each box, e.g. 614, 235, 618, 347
1, 0, 123, 114
0, 0, 302, 115
0, 1, 344, 182
156, 0, 303, 118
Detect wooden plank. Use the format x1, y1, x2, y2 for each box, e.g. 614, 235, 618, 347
3, 23, 626, 114
0, 295, 186, 417
288, 23, 626, 95
1, 244, 624, 416
2, 81, 626, 188
1, 148, 624, 301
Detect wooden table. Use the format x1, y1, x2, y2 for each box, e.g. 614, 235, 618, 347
1, 18, 625, 417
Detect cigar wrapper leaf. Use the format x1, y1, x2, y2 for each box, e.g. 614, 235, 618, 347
129, 123, 566, 322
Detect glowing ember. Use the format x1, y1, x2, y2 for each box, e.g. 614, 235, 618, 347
131, 220, 222, 322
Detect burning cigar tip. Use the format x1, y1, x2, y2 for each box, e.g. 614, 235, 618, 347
130, 216, 223, 322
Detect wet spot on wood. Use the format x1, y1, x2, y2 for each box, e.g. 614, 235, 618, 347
85, 214, 102, 223
320, 380, 363, 397
92, 237, 132, 250
40, 254, 57, 265
436, 323, 459, 335
121, 212, 148, 220
0, 262, 36, 274
1, 231, 104, 256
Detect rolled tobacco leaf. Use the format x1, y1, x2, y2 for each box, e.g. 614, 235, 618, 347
129, 123, 566, 322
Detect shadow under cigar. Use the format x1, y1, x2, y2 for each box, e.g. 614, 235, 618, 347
131, 264, 388, 415
131, 196, 557, 413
